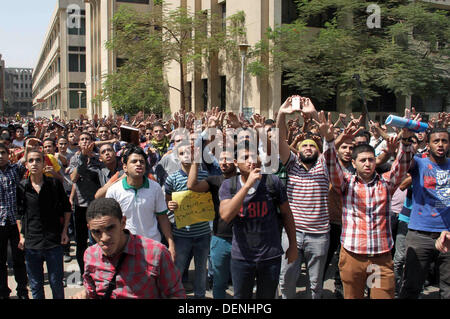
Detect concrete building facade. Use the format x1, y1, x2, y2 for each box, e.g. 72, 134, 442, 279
164, 0, 449, 121
163, 0, 282, 120
3, 67, 33, 116
32, 0, 87, 120
84, 0, 154, 119
78, 0, 448, 120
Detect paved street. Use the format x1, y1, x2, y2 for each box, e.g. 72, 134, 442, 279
6, 241, 440, 299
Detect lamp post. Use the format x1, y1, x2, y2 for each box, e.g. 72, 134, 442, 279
77, 90, 83, 109
239, 43, 250, 115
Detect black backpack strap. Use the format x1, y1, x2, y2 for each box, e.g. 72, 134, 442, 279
265, 174, 281, 212
102, 253, 127, 299
230, 174, 238, 197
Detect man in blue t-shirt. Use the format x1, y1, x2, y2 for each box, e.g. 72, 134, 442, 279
400, 128, 450, 299
219, 147, 297, 299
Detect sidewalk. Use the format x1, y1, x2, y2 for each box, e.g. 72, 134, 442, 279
7, 243, 440, 299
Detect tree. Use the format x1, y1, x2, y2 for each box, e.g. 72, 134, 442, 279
99, 3, 246, 115
249, 0, 450, 111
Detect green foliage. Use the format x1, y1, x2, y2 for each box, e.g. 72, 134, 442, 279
100, 5, 246, 114
250, 0, 450, 105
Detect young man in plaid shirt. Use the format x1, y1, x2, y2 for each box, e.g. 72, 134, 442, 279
316, 110, 415, 299
72, 198, 185, 299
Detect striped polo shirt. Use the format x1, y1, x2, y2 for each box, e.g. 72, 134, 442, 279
285, 152, 330, 233
165, 169, 212, 238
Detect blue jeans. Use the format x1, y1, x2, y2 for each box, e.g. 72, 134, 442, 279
25, 246, 64, 299
174, 234, 211, 298
279, 230, 329, 299
231, 256, 281, 299
210, 235, 232, 299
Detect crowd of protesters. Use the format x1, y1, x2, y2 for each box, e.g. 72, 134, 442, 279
0, 99, 448, 299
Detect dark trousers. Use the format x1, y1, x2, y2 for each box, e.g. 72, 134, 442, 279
74, 206, 88, 276
231, 256, 281, 299
25, 246, 64, 299
0, 222, 28, 297
399, 229, 450, 299
323, 223, 343, 291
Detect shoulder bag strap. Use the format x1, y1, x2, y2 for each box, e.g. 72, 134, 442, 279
102, 253, 127, 299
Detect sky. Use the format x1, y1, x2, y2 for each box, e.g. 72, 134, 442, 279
0, 1, 57, 69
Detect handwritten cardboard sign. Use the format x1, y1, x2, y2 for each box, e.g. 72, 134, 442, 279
172, 191, 215, 229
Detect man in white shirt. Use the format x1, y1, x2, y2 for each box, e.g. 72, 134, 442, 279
106, 146, 175, 261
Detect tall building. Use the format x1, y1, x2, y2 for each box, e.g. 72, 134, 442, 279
84, 0, 154, 119
80, 0, 448, 119
163, 0, 449, 120
32, 0, 87, 120
164, 0, 282, 119
0, 55, 5, 115
3, 68, 33, 116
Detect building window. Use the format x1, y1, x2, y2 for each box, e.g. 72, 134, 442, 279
282, 0, 299, 24
69, 46, 86, 52
412, 95, 446, 113
220, 76, 226, 111
186, 81, 192, 112
202, 79, 208, 112
69, 83, 86, 89
69, 54, 86, 72
221, 3, 226, 31
69, 90, 86, 108
68, 17, 86, 35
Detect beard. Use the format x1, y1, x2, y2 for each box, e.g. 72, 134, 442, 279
299, 152, 318, 164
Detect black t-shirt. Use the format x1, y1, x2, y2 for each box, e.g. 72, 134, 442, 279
206, 175, 233, 238
219, 174, 288, 262
16, 176, 71, 250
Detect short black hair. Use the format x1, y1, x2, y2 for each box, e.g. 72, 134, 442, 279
0, 143, 9, 153
151, 122, 164, 130
86, 198, 123, 222
79, 132, 93, 141
26, 149, 45, 162
352, 143, 375, 160
355, 130, 370, 142
122, 145, 148, 169
43, 138, 56, 147
0, 132, 10, 141
427, 127, 449, 142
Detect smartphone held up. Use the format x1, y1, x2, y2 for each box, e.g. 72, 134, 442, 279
292, 96, 301, 111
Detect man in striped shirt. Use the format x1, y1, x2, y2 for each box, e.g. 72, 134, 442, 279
165, 144, 212, 299
276, 96, 330, 299
317, 110, 414, 299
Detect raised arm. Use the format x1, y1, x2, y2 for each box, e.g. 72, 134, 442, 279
219, 168, 261, 223
315, 111, 348, 193
186, 158, 210, 193
276, 97, 295, 165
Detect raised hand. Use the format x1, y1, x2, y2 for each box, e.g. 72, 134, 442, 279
226, 112, 241, 129
383, 136, 399, 155
314, 111, 334, 142
278, 96, 295, 115
245, 168, 262, 189
300, 97, 318, 119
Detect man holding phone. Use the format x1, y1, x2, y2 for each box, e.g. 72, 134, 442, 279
276, 96, 331, 299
